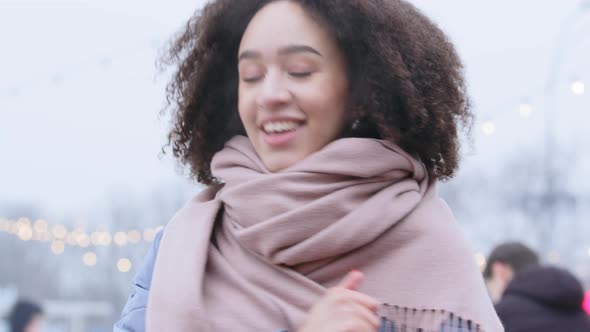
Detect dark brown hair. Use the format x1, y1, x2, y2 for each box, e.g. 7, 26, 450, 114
483, 242, 540, 279
161, 0, 472, 185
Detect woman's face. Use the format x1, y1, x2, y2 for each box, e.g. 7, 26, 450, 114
238, 0, 349, 172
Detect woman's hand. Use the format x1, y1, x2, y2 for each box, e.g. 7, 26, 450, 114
298, 270, 380, 332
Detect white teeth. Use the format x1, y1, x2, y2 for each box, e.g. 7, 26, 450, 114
263, 121, 300, 133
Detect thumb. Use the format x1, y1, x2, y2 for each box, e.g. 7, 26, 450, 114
338, 270, 364, 290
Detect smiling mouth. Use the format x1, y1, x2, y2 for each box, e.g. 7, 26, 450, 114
261, 120, 303, 134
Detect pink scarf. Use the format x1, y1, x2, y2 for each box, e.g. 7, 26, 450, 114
147, 136, 503, 331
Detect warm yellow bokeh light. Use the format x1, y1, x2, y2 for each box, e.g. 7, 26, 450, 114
52, 225, 67, 239
33, 219, 48, 233
90, 232, 101, 246
571, 80, 585, 95
143, 228, 156, 242
127, 230, 141, 244
117, 258, 132, 273
482, 121, 496, 136
114, 232, 127, 246
51, 240, 65, 255
78, 233, 91, 248
83, 252, 97, 266
519, 103, 533, 118
18, 226, 33, 241
100, 232, 113, 246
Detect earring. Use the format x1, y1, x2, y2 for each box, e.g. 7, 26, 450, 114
351, 119, 361, 130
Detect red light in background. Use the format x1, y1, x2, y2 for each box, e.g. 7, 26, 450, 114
584, 291, 590, 315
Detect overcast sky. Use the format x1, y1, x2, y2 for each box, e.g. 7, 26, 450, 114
1, 0, 588, 216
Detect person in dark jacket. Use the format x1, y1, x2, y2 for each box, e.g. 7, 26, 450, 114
484, 242, 539, 304
495, 265, 590, 332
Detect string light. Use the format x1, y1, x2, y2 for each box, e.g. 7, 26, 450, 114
0, 218, 162, 272
0, 217, 158, 270
571, 79, 585, 95
127, 230, 142, 244
482, 121, 496, 136
114, 232, 128, 247
51, 240, 65, 255
0, 217, 163, 250
143, 228, 156, 242
90, 232, 102, 246
52, 225, 67, 240
33, 219, 48, 233
78, 234, 91, 248
519, 103, 533, 118
100, 232, 113, 246
17, 225, 33, 241
117, 258, 132, 273
83, 252, 97, 267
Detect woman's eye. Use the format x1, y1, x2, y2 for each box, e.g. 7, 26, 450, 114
289, 71, 312, 78
242, 76, 262, 83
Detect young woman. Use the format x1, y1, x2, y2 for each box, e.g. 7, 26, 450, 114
115, 1, 503, 331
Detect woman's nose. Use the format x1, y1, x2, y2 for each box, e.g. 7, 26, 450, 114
256, 71, 291, 110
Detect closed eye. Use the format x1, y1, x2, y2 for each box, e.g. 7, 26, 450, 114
242, 76, 263, 83
289, 72, 312, 78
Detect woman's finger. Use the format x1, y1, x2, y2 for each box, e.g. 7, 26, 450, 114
338, 270, 364, 290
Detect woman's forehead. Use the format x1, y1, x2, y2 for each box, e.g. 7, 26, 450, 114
238, 1, 334, 55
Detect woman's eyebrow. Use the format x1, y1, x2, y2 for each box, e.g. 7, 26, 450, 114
238, 44, 323, 62
278, 44, 323, 57
238, 50, 261, 62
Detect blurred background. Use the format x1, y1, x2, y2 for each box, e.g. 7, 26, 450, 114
0, 0, 589, 331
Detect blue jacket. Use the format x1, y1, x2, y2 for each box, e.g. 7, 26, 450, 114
114, 231, 473, 332
113, 230, 162, 332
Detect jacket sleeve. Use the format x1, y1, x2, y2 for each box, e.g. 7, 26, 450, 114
113, 230, 163, 332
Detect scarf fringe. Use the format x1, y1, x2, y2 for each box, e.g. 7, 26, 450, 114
379, 304, 483, 332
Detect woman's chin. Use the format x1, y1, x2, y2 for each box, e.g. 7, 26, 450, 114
262, 154, 302, 173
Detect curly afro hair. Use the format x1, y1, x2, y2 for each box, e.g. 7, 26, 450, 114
161, 0, 472, 185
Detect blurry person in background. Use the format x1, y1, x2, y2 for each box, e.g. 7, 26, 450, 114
483, 242, 539, 303
495, 266, 590, 332
7, 300, 43, 332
